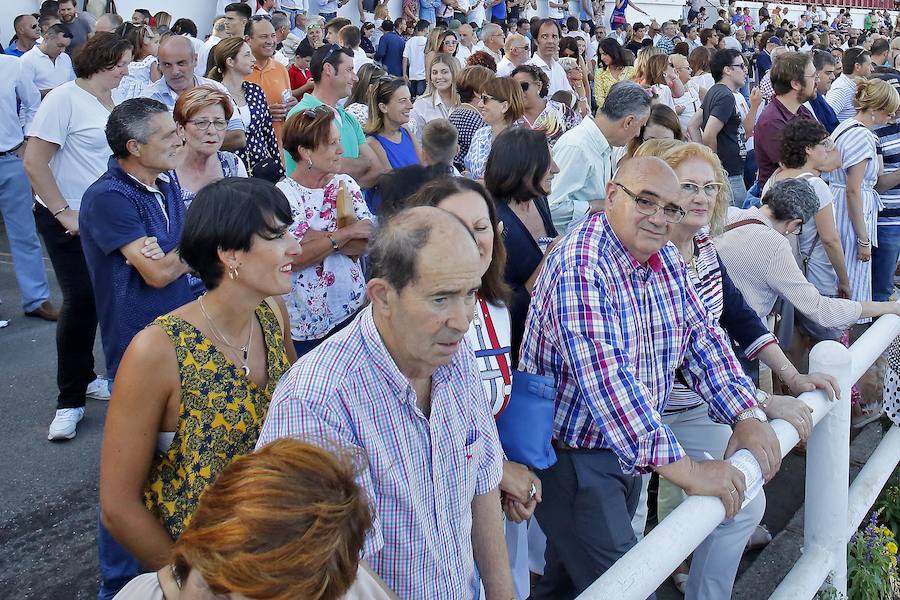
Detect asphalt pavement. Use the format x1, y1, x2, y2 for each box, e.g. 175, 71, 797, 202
0, 219, 816, 600
0, 226, 107, 599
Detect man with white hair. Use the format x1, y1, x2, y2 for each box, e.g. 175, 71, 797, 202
497, 33, 530, 76
474, 23, 504, 64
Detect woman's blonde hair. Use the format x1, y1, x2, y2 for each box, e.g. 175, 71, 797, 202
171, 439, 372, 600
633, 45, 665, 85
633, 140, 730, 236
854, 77, 900, 114
423, 52, 460, 106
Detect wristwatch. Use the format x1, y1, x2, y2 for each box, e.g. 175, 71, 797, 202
735, 406, 768, 424
755, 389, 770, 411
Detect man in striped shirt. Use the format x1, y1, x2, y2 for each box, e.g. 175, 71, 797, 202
521, 157, 781, 598
257, 207, 515, 599
826, 47, 873, 123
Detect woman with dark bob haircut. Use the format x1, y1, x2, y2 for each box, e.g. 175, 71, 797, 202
113, 438, 396, 599
24, 31, 133, 447
100, 178, 298, 596
484, 127, 559, 364
406, 175, 544, 598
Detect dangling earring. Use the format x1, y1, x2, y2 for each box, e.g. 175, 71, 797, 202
307, 157, 313, 170
228, 264, 240, 281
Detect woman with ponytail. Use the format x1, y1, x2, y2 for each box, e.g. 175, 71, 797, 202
210, 37, 281, 179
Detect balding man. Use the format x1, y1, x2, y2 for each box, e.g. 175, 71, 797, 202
257, 206, 516, 600
142, 35, 246, 152
93, 13, 123, 35
497, 33, 530, 76
521, 157, 780, 598
456, 23, 476, 62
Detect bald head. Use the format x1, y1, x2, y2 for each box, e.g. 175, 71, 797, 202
368, 206, 483, 376
605, 157, 681, 263
158, 35, 198, 93
95, 13, 123, 33
370, 207, 477, 292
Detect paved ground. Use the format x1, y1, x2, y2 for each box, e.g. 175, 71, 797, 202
0, 220, 823, 599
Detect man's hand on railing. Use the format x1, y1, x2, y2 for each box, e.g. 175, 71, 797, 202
782, 370, 840, 400
725, 419, 782, 482
657, 457, 747, 519
763, 395, 815, 442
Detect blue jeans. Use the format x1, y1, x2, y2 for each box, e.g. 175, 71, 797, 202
0, 153, 50, 312
728, 174, 747, 208
97, 514, 142, 600
872, 225, 900, 301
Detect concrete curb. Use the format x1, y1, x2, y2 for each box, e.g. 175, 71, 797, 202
732, 421, 888, 599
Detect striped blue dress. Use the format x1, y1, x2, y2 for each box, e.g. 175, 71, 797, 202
828, 118, 881, 321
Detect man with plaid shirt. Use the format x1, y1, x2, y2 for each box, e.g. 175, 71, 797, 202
521, 157, 781, 599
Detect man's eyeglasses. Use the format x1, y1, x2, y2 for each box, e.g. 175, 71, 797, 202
816, 138, 836, 151
188, 119, 228, 131
613, 182, 686, 223
680, 181, 723, 198
788, 222, 803, 236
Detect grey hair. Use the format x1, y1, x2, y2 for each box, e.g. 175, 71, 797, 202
480, 23, 501, 43
271, 13, 290, 31
812, 48, 837, 70
761, 178, 820, 224
601, 80, 652, 121
106, 98, 170, 159
370, 207, 474, 292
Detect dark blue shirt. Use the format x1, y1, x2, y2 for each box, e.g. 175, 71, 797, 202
4, 45, 25, 57
79, 158, 194, 379
809, 91, 839, 134
755, 50, 772, 82
375, 31, 406, 76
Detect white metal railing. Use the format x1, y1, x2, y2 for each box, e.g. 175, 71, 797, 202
576, 313, 900, 600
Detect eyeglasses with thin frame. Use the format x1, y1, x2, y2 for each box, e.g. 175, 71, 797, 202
613, 182, 686, 223
788, 222, 803, 235
816, 138, 836, 151
680, 181, 723, 198
188, 119, 228, 131
729, 62, 746, 70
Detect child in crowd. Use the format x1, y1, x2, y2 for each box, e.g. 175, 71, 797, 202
288, 43, 313, 100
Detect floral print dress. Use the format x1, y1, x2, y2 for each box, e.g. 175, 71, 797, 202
276, 175, 375, 342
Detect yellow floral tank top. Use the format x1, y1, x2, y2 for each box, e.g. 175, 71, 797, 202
143, 300, 290, 538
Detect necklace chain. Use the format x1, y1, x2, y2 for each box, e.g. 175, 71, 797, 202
198, 295, 254, 375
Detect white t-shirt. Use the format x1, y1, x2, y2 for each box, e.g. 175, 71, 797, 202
27, 80, 114, 210
20, 46, 75, 93
403, 36, 428, 80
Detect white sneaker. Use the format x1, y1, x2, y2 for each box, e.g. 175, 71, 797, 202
86, 377, 111, 401
48, 407, 85, 441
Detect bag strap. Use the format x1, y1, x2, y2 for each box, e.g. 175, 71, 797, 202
724, 217, 766, 232
477, 295, 512, 398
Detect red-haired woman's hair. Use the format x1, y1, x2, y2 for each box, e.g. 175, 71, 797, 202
171, 438, 372, 600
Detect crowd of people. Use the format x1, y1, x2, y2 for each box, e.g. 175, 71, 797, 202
3, 0, 900, 599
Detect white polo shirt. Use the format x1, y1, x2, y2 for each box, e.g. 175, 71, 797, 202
20, 46, 75, 94
527, 53, 573, 96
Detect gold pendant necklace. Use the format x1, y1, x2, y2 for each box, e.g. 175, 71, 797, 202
199, 296, 254, 377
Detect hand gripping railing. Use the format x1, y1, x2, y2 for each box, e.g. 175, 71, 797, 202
576, 313, 900, 600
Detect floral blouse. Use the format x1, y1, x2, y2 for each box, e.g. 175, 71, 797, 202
522, 99, 581, 149
464, 125, 495, 180
276, 175, 375, 341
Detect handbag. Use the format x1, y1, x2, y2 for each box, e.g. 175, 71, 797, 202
495, 369, 558, 470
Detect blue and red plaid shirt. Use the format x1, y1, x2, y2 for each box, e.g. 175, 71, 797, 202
519, 213, 756, 475
256, 305, 504, 599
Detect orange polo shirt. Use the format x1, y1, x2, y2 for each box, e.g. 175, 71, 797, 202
244, 57, 292, 148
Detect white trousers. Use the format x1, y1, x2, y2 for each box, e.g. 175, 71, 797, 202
631, 405, 766, 600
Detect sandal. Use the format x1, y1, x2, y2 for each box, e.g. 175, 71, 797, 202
745, 524, 772, 552
669, 560, 690, 594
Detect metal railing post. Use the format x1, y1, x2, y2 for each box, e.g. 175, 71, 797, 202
804, 340, 853, 596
